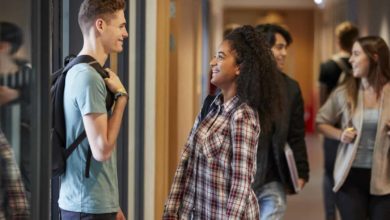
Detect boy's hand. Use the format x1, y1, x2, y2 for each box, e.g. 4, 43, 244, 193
104, 68, 126, 94
116, 208, 126, 220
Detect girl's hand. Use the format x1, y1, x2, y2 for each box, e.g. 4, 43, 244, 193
340, 127, 357, 144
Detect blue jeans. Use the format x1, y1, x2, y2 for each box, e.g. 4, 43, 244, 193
256, 181, 287, 220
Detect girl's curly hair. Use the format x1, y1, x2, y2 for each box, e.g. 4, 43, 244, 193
224, 25, 282, 132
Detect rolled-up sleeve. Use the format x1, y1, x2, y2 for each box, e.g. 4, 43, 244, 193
316, 89, 344, 126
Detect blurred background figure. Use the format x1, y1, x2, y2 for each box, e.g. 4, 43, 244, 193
318, 21, 359, 220
253, 23, 309, 220
0, 21, 32, 200
317, 36, 390, 220
319, 21, 359, 103
0, 128, 29, 219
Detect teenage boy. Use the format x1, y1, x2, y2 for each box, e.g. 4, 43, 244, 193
58, 0, 129, 219
253, 23, 310, 220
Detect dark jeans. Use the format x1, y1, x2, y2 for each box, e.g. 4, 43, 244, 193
60, 209, 117, 220
336, 168, 390, 220
323, 138, 339, 220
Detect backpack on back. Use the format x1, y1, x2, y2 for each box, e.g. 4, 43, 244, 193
331, 55, 352, 85
51, 55, 114, 178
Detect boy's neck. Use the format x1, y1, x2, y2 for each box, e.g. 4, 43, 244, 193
79, 35, 108, 66
78, 49, 108, 67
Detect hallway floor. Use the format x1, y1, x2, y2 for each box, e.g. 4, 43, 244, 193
284, 133, 332, 220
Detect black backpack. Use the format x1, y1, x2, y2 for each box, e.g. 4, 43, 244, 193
200, 94, 216, 121
50, 55, 114, 178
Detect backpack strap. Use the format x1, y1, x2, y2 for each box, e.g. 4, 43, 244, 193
192, 94, 216, 208
200, 94, 217, 121
85, 147, 93, 178
64, 131, 87, 158
331, 55, 352, 85
331, 56, 351, 74
62, 55, 96, 73
80, 60, 114, 178
62, 55, 114, 178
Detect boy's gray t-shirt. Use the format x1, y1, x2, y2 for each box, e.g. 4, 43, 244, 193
58, 63, 119, 213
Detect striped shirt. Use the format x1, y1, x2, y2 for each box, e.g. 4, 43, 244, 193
0, 60, 31, 125
163, 94, 260, 219
0, 62, 30, 89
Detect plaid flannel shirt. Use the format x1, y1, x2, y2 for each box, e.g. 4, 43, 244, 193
0, 130, 29, 220
163, 95, 260, 219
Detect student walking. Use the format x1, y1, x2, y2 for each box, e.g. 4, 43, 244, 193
317, 36, 390, 220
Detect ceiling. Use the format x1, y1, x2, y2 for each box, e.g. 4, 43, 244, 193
223, 0, 318, 9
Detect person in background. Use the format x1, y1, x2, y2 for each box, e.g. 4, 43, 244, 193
0, 21, 32, 200
0, 128, 29, 219
163, 25, 282, 219
318, 21, 359, 220
253, 23, 309, 220
317, 36, 390, 220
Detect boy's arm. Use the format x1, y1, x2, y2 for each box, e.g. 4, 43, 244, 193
83, 96, 127, 161
82, 68, 128, 161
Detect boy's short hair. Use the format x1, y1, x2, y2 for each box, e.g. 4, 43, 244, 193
0, 21, 23, 54
255, 23, 293, 47
335, 21, 359, 52
78, 0, 126, 33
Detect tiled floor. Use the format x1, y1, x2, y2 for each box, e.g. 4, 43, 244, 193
284, 133, 329, 220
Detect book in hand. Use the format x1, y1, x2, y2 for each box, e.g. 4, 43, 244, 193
284, 143, 301, 193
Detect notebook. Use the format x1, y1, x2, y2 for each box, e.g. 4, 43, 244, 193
284, 143, 300, 193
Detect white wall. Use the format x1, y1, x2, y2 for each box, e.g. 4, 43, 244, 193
127, 1, 158, 219
144, 0, 157, 219
127, 0, 137, 218
356, 0, 390, 44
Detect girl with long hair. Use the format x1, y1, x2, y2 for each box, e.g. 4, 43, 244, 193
163, 25, 281, 219
316, 36, 390, 220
